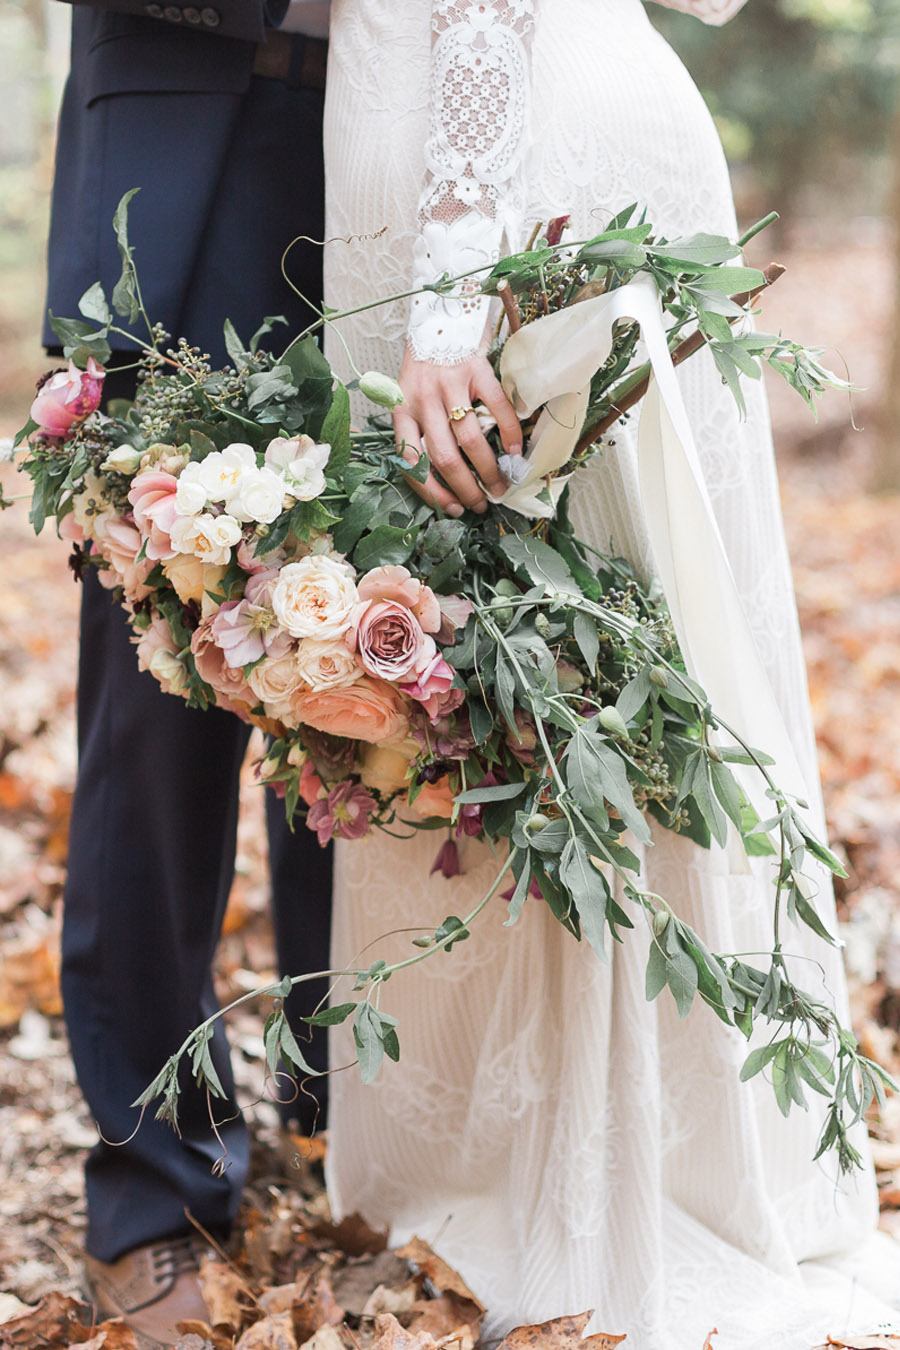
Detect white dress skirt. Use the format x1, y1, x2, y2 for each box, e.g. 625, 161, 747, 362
319, 0, 900, 1343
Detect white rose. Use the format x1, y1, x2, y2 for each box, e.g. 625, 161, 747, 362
174, 462, 209, 516
248, 648, 306, 717
283, 460, 326, 503
272, 555, 358, 641
169, 512, 242, 565
295, 637, 362, 691
149, 647, 189, 697
265, 434, 330, 474
265, 435, 330, 501
101, 443, 142, 475
226, 466, 286, 524
196, 443, 257, 502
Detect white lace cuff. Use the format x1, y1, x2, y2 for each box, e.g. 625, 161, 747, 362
407, 213, 502, 364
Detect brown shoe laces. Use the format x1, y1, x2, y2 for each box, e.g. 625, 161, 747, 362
128, 1235, 204, 1313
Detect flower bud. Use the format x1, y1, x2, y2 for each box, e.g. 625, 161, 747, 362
535, 613, 551, 639
102, 443, 142, 475
649, 666, 668, 688
652, 909, 670, 937
359, 371, 405, 408
597, 705, 629, 739
525, 813, 551, 834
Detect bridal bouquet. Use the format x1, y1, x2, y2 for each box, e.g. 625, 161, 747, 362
13, 194, 891, 1170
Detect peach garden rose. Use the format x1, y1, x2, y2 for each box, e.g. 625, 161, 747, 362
272, 555, 358, 640
292, 675, 409, 744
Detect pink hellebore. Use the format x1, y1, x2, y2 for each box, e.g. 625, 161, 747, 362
306, 780, 376, 846
211, 595, 291, 669
31, 358, 105, 438
456, 772, 497, 839
128, 470, 179, 561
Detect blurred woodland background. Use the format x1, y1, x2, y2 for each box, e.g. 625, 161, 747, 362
1, 0, 899, 1335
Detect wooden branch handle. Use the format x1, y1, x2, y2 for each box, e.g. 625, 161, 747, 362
571, 261, 786, 457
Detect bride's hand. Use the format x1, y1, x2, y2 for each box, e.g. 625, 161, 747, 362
393, 347, 523, 516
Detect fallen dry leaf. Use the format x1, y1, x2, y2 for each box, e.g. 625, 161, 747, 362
235, 1311, 297, 1349
395, 1239, 484, 1314
362, 1284, 418, 1318
176, 1319, 234, 1349
331, 1252, 410, 1317
0, 1296, 29, 1326
65, 1326, 139, 1350
312, 1212, 388, 1257
298, 1327, 349, 1350
198, 1260, 255, 1333
496, 1313, 626, 1350
371, 1313, 439, 1350
292, 1270, 344, 1343
819, 1336, 900, 1348
406, 1294, 482, 1346
0, 1291, 88, 1345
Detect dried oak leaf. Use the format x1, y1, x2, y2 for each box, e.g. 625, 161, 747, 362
361, 1285, 419, 1319
496, 1312, 626, 1350
371, 1313, 439, 1350
235, 1311, 297, 1349
0, 1291, 88, 1346
406, 1294, 482, 1346
291, 1267, 344, 1341
298, 1327, 349, 1350
198, 1260, 255, 1333
175, 1318, 234, 1349
66, 1328, 139, 1350
395, 1240, 483, 1314
312, 1213, 388, 1258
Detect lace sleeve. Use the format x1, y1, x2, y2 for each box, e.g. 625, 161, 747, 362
647, 0, 748, 25
407, 0, 536, 365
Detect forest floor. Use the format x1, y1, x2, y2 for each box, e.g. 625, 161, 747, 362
0, 232, 899, 1349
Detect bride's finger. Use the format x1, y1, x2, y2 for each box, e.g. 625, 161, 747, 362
421, 411, 488, 514
393, 409, 464, 517
446, 396, 508, 500
471, 366, 523, 456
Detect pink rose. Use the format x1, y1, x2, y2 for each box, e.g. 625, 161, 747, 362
93, 514, 153, 601
128, 470, 179, 561
292, 675, 409, 744
357, 565, 441, 634
191, 617, 255, 719
30, 358, 105, 438
352, 599, 432, 682
400, 651, 457, 721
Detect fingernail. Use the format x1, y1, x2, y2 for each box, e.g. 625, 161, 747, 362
474, 501, 488, 514
446, 503, 464, 518
510, 442, 522, 455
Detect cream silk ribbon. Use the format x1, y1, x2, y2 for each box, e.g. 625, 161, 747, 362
496, 275, 810, 827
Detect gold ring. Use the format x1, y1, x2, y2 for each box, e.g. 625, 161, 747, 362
448, 405, 475, 423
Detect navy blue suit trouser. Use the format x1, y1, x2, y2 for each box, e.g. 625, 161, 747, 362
59, 73, 332, 1263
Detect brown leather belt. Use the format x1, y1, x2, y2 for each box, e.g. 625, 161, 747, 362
253, 29, 327, 90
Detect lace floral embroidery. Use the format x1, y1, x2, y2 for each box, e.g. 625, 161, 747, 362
408, 0, 535, 364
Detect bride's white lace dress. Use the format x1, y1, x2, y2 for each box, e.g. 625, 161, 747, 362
320, 1, 900, 1343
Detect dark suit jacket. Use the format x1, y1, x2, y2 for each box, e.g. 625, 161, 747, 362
43, 0, 323, 364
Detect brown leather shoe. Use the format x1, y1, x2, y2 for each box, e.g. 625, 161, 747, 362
84, 1235, 211, 1348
